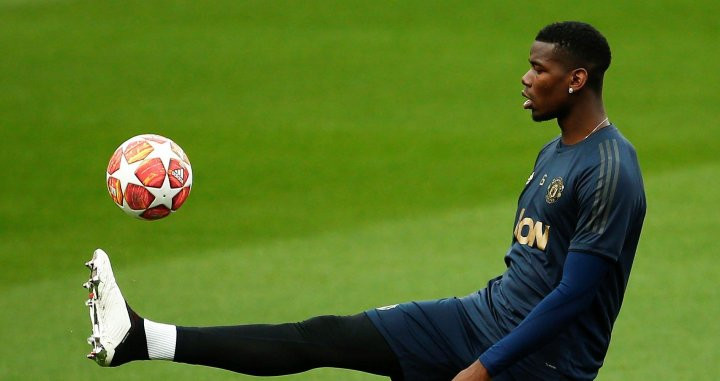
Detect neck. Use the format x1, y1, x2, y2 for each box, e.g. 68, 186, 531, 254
557, 93, 608, 145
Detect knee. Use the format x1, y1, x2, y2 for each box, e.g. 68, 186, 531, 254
296, 315, 343, 338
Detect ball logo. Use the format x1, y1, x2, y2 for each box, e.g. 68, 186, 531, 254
167, 159, 188, 188
545, 177, 564, 204
171, 168, 185, 184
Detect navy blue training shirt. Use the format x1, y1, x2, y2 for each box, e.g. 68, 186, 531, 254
461, 124, 646, 379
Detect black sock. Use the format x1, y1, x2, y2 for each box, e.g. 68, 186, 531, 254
109, 304, 150, 366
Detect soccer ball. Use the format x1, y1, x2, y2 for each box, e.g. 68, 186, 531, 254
106, 134, 192, 220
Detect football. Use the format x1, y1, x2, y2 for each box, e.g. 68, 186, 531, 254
106, 134, 192, 220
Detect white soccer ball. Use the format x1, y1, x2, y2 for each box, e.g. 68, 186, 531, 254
106, 134, 193, 220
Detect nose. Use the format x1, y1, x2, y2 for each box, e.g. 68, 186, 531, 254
521, 69, 533, 88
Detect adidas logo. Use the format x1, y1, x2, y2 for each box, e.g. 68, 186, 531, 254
170, 168, 185, 183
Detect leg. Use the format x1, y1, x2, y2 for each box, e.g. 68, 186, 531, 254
84, 249, 402, 379
174, 313, 402, 378
365, 298, 490, 380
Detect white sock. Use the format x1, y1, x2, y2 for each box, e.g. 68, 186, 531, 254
144, 319, 176, 360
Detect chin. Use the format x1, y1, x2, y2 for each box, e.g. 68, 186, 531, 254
531, 109, 556, 122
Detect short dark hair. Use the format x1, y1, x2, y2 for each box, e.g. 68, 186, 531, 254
536, 21, 611, 91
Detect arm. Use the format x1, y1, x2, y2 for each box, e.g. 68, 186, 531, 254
453, 251, 612, 380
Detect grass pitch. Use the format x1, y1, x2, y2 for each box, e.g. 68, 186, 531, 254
1, 1, 718, 380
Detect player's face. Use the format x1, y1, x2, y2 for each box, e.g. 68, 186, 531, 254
521, 41, 572, 122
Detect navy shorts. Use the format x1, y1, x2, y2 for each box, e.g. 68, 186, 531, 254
365, 296, 574, 381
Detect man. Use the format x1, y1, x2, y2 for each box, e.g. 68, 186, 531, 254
84, 21, 645, 380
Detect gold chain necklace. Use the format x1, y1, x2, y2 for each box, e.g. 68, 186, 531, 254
583, 117, 609, 140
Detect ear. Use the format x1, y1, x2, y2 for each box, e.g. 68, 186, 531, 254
568, 68, 588, 93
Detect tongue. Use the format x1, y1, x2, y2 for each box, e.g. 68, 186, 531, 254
523, 99, 532, 109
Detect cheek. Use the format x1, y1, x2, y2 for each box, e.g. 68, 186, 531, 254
536, 77, 565, 102
534, 77, 555, 95
530, 76, 567, 119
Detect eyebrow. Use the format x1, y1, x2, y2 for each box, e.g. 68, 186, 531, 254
529, 59, 543, 66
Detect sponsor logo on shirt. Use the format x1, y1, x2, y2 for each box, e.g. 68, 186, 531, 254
514, 208, 550, 251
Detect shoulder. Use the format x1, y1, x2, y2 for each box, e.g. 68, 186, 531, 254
578, 126, 641, 173
534, 136, 561, 165
575, 125, 645, 201
539, 136, 560, 155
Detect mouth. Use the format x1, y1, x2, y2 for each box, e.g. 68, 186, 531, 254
521, 91, 533, 110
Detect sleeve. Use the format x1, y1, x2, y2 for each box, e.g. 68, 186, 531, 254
568, 139, 642, 261
478, 251, 611, 376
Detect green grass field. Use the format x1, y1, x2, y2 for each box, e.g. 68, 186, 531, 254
1, 0, 719, 379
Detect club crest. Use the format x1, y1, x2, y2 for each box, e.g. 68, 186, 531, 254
545, 177, 564, 204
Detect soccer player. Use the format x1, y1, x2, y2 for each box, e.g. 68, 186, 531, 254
84, 21, 646, 381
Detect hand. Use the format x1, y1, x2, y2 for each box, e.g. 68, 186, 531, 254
452, 360, 491, 381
